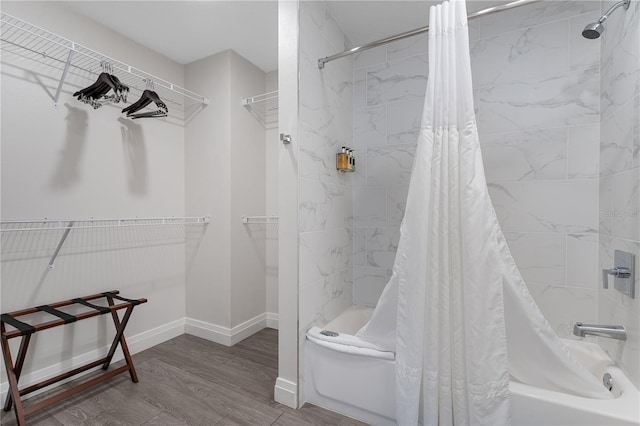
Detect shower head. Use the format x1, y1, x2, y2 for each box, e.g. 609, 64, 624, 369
582, 0, 631, 39
582, 22, 605, 39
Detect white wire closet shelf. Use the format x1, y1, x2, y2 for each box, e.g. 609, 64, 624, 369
241, 90, 278, 128
0, 12, 209, 114
1, 217, 211, 270
241, 215, 279, 224
0, 217, 211, 232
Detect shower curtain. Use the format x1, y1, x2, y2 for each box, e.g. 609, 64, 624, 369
356, 1, 612, 425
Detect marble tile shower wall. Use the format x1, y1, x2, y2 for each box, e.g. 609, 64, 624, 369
298, 0, 353, 361
597, 0, 640, 388
352, 1, 604, 338
351, 34, 428, 306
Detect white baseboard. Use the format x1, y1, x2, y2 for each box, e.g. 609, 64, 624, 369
185, 312, 275, 346
266, 312, 279, 329
0, 318, 185, 402
274, 377, 297, 408
185, 317, 234, 346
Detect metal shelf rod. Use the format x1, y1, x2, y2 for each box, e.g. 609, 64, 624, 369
241, 215, 279, 224
241, 90, 279, 106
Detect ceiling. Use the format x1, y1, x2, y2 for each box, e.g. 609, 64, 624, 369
62, 1, 279, 71
63, 1, 507, 73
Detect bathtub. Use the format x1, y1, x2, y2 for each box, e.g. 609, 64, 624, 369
305, 306, 640, 426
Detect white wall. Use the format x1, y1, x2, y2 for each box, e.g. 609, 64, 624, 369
185, 51, 233, 329
265, 71, 279, 317
598, 0, 640, 388
229, 52, 267, 327
184, 50, 268, 343
1, 0, 187, 388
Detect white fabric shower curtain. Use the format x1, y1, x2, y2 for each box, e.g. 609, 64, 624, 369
356, 1, 612, 425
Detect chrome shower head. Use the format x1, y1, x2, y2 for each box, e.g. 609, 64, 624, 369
582, 0, 631, 39
582, 21, 605, 39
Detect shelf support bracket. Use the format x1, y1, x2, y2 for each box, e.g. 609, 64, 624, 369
48, 221, 74, 270
53, 46, 75, 108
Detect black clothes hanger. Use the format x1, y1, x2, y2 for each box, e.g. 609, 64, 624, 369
73, 62, 129, 109
122, 80, 168, 119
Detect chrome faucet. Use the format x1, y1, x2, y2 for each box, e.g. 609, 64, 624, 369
573, 322, 627, 341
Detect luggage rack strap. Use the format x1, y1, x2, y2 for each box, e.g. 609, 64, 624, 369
71, 298, 111, 314
36, 306, 77, 324
0, 315, 35, 336
103, 292, 141, 306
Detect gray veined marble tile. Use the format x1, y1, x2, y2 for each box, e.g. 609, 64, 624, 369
480, 127, 568, 182
601, 96, 638, 176
353, 45, 386, 69
476, 0, 599, 39
470, 20, 569, 87
299, 179, 352, 233
354, 105, 386, 148
468, 19, 479, 43
298, 124, 350, 187
600, 174, 615, 236
299, 268, 352, 330
569, 12, 601, 72
353, 227, 367, 266
387, 99, 424, 146
488, 179, 599, 234
367, 54, 428, 106
353, 68, 367, 111
527, 283, 597, 338
299, 227, 352, 288
301, 0, 351, 52
568, 124, 600, 179
504, 232, 566, 286
299, 14, 353, 138
477, 67, 600, 134
353, 266, 387, 307
610, 167, 640, 242
387, 185, 410, 226
353, 186, 387, 228
366, 144, 416, 188
366, 226, 400, 269
600, 4, 640, 119
566, 233, 599, 289
386, 33, 429, 62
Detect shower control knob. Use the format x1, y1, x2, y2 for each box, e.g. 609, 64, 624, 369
605, 267, 631, 278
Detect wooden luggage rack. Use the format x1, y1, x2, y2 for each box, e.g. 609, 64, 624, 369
1, 291, 147, 426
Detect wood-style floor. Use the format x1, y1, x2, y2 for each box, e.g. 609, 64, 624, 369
1, 329, 368, 426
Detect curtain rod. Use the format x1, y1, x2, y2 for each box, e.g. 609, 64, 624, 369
317, 0, 542, 69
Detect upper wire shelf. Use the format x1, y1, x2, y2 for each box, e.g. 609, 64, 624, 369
0, 12, 209, 114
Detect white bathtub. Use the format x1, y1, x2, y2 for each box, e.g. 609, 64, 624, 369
305, 306, 640, 426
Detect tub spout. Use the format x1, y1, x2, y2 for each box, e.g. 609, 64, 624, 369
573, 322, 627, 340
